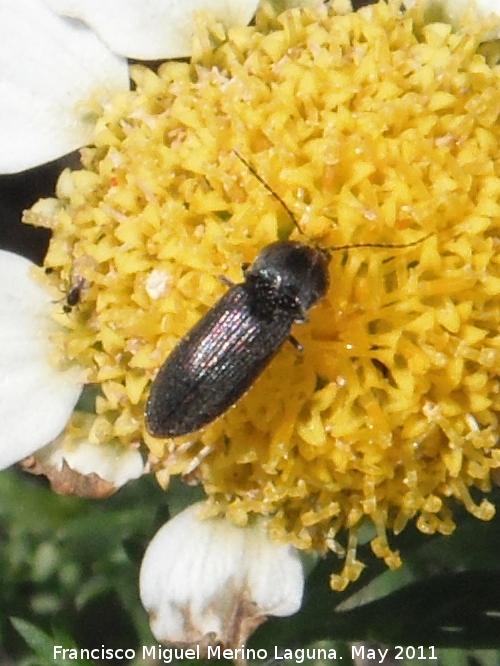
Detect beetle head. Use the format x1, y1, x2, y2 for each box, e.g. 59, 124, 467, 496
245, 240, 330, 318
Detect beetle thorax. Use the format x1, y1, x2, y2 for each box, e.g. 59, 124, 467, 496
244, 240, 330, 320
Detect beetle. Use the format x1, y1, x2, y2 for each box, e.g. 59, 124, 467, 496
146, 239, 329, 437
145, 154, 430, 438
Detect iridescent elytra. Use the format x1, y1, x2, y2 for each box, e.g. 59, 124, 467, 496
145, 239, 329, 437
145, 154, 430, 438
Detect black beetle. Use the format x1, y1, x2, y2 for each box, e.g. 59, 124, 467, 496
146, 240, 329, 437
145, 155, 430, 438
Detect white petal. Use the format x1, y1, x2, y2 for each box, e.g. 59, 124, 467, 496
0, 0, 129, 174
44, 0, 260, 60
0, 250, 83, 469
40, 438, 144, 488
140, 503, 304, 648
403, 0, 500, 34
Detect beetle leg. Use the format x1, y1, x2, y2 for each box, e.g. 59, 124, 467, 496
288, 335, 304, 352
219, 275, 235, 288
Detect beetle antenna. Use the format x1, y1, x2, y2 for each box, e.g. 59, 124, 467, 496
326, 232, 433, 253
233, 151, 432, 252
233, 151, 302, 233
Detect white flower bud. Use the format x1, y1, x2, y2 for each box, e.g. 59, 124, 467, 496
140, 503, 304, 652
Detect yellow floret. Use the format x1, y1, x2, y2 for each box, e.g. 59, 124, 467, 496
25, 0, 500, 589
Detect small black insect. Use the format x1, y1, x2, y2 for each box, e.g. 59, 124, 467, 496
62, 276, 86, 313
145, 154, 430, 438
45, 268, 86, 313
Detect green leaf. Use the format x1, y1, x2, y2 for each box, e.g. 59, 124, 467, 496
11, 618, 95, 665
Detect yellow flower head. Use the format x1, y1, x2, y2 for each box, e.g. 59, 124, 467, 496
25, 0, 500, 590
